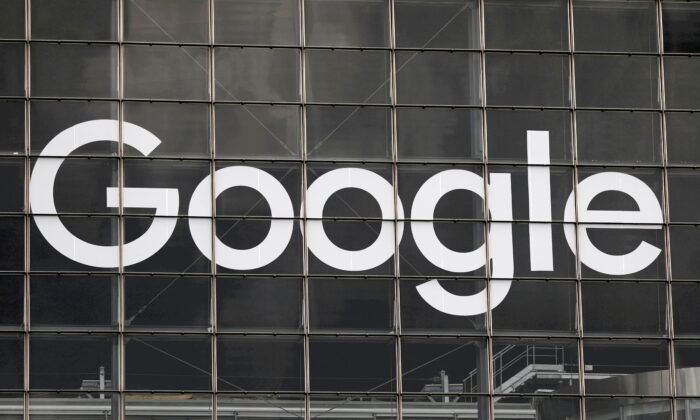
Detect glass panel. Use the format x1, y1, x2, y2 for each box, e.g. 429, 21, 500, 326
305, 49, 391, 104
305, 0, 389, 47
581, 281, 667, 336
494, 396, 580, 420
574, 55, 659, 109
0, 101, 24, 154
125, 393, 210, 419
312, 395, 396, 420
30, 393, 118, 420
508, 223, 577, 278
397, 107, 482, 162
402, 337, 487, 393
573, 0, 657, 52
31, 0, 116, 41
0, 0, 24, 39
30, 275, 117, 329
124, 217, 210, 274
30, 216, 115, 272
583, 340, 669, 396
309, 337, 395, 392
486, 53, 570, 107
662, 1, 700, 53
0, 276, 22, 328
673, 283, 700, 337
397, 165, 484, 221
576, 111, 661, 165
31, 44, 117, 98
0, 158, 23, 212
32, 158, 118, 214
215, 162, 301, 217
214, 47, 299, 102
502, 166, 573, 221
306, 105, 392, 160
0, 335, 22, 389
491, 280, 577, 335
123, 45, 209, 100
215, 104, 301, 158
670, 226, 700, 280
395, 0, 479, 49
218, 394, 303, 419
669, 170, 700, 223
400, 278, 487, 333
674, 342, 700, 396
217, 336, 304, 391
667, 112, 700, 165
664, 56, 700, 110
0, 217, 22, 271
215, 0, 299, 45
486, 109, 572, 164
396, 51, 480, 105
403, 395, 488, 420
123, 102, 210, 158
30, 100, 118, 156
586, 398, 671, 420
216, 276, 303, 332
485, 0, 568, 51
123, 159, 210, 216
308, 277, 394, 332
124, 0, 209, 43
124, 276, 210, 331
125, 335, 211, 391
0, 43, 24, 97
214, 219, 304, 275
400, 221, 485, 276
29, 334, 117, 390
307, 220, 395, 275
492, 338, 579, 393
676, 399, 700, 420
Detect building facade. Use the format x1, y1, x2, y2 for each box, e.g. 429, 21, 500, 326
1, 0, 700, 418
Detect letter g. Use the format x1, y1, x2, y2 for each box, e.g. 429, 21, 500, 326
30, 120, 179, 268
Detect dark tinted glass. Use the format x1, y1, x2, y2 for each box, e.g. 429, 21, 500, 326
0, 0, 24, 39
486, 53, 570, 107
395, 0, 480, 49
305, 0, 389, 47
576, 111, 662, 164
0, 335, 23, 389
0, 276, 22, 328
575, 55, 659, 109
215, 0, 299, 45
667, 112, 700, 165
124, 0, 208, 43
125, 335, 211, 391
662, 2, 700, 53
664, 56, 700, 110
31, 275, 117, 329
0, 158, 23, 212
573, 0, 657, 52
673, 283, 700, 336
0, 101, 24, 154
485, 0, 568, 50
397, 108, 482, 162
0, 43, 24, 97
31, 44, 117, 98
217, 336, 304, 391
30, 334, 117, 390
31, 0, 116, 41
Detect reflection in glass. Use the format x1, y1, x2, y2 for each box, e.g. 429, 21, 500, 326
124, 0, 208, 43
664, 56, 700, 110
575, 55, 659, 109
31, 0, 116, 41
486, 53, 570, 107
305, 49, 391, 104
395, 0, 479, 49
215, 0, 299, 45
305, 0, 389, 47
573, 0, 657, 52
485, 0, 568, 51
125, 393, 210, 419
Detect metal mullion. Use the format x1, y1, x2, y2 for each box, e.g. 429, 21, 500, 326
387, 1, 402, 419
656, 1, 678, 418
298, 1, 310, 419
116, 0, 125, 418
209, 1, 217, 418
567, 0, 586, 418
23, 0, 30, 418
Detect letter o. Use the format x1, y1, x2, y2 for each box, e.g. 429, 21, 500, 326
303, 168, 404, 271
189, 166, 294, 270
